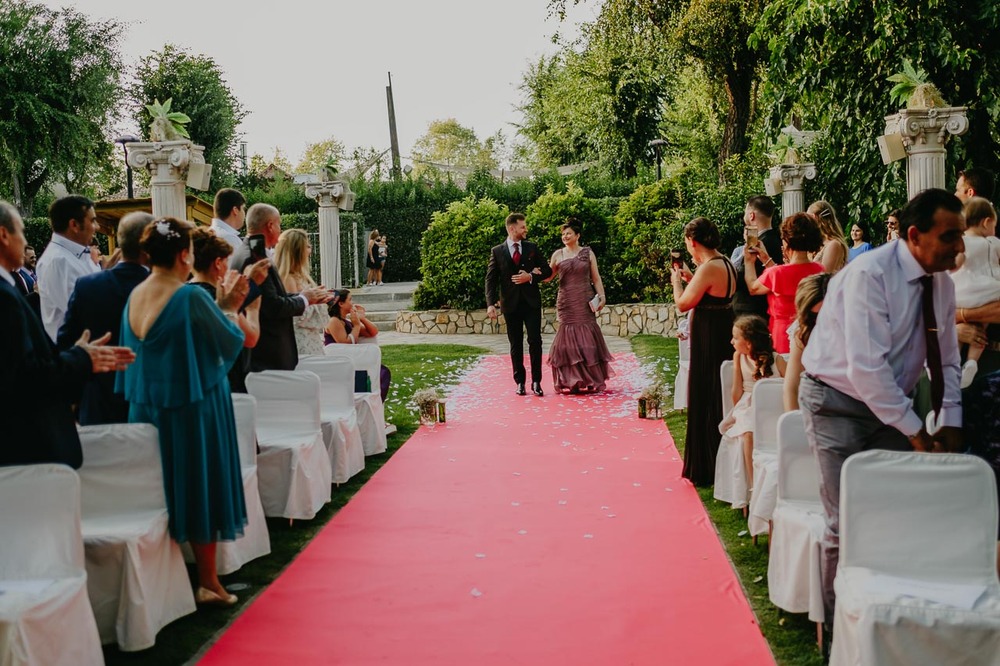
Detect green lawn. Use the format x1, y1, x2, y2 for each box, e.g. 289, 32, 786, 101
103, 339, 820, 665
631, 334, 823, 666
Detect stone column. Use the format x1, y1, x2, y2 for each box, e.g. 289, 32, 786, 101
305, 180, 355, 289
768, 163, 817, 215
884, 107, 968, 200
126, 140, 206, 219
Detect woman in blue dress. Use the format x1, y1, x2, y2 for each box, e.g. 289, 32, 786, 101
117, 217, 249, 606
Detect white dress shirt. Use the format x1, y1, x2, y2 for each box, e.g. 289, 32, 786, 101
802, 240, 961, 437
36, 234, 100, 341
505, 237, 532, 283
210, 218, 242, 251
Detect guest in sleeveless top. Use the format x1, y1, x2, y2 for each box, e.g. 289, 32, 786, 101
671, 217, 737, 487
324, 289, 392, 402
807, 200, 848, 273
274, 229, 326, 357
544, 219, 615, 393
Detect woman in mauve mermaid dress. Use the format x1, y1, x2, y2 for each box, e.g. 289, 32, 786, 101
547, 220, 614, 393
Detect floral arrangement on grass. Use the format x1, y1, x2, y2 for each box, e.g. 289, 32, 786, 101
638, 381, 665, 418
413, 388, 442, 423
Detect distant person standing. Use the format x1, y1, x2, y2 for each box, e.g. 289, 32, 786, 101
732, 195, 783, 323
955, 167, 996, 204
365, 229, 380, 286
210, 188, 247, 251
36, 195, 101, 341
375, 235, 388, 285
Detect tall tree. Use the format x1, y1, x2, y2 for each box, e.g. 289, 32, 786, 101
548, 0, 766, 172
296, 137, 348, 175
129, 44, 246, 190
411, 119, 498, 175
755, 0, 1000, 224
0, 0, 124, 215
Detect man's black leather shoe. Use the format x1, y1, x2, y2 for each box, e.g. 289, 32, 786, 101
516, 382, 526, 396
531, 382, 544, 397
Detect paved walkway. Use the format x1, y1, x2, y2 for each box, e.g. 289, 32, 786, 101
376, 331, 634, 355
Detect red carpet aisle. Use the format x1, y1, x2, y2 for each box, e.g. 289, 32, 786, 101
200, 354, 775, 665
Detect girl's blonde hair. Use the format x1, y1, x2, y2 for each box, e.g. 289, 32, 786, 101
733, 314, 775, 380
274, 228, 313, 287
794, 272, 832, 348
964, 196, 997, 228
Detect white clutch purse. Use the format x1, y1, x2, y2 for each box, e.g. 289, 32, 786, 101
588, 294, 601, 312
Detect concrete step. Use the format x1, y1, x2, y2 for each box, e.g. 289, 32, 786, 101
358, 299, 412, 312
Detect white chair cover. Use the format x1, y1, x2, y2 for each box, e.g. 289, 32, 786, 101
296, 358, 366, 481
77, 424, 195, 651
0, 465, 103, 666
216, 395, 271, 573
747, 378, 784, 536
768, 410, 826, 622
714, 360, 749, 508
832, 450, 1000, 666
321, 344, 388, 455
673, 325, 690, 410
246, 371, 332, 520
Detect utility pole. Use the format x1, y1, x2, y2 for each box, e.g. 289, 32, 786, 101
386, 72, 402, 180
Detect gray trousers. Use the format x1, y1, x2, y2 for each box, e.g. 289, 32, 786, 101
798, 374, 911, 623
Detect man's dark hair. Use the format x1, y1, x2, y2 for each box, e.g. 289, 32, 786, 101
49, 195, 94, 234
214, 188, 246, 220
959, 167, 996, 201
505, 213, 525, 227
899, 189, 964, 236
746, 195, 776, 220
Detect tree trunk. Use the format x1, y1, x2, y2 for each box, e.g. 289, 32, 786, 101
718, 65, 754, 180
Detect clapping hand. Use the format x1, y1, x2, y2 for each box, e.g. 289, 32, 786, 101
217, 270, 250, 312
243, 258, 270, 286
303, 285, 333, 305
75, 330, 135, 373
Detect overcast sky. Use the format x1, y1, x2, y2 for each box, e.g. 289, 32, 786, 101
38, 0, 594, 166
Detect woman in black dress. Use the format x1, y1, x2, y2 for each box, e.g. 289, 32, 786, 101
670, 217, 737, 486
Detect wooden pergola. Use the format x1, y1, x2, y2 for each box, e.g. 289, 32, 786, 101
94, 195, 214, 250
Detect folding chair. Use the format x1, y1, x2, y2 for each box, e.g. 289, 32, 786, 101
714, 359, 749, 509
296, 357, 366, 482
747, 378, 785, 538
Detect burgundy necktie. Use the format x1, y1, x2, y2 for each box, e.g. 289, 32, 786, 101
920, 275, 944, 417
512, 242, 521, 265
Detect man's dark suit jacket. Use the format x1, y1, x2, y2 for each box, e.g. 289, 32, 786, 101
485, 240, 552, 314
731, 227, 784, 320
0, 276, 91, 469
56, 262, 148, 425
231, 240, 305, 372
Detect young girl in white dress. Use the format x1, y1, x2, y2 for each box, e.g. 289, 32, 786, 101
720, 314, 786, 488
950, 197, 1000, 387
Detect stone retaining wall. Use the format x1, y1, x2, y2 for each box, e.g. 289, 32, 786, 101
395, 303, 682, 337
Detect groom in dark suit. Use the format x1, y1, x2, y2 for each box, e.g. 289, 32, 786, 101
486, 213, 553, 396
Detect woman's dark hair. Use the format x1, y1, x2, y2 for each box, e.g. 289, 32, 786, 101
139, 217, 193, 268
326, 289, 349, 319
733, 314, 774, 380
888, 208, 902, 221
561, 218, 582, 236
780, 213, 824, 253
683, 217, 721, 250
794, 272, 832, 348
849, 224, 869, 243
191, 227, 233, 273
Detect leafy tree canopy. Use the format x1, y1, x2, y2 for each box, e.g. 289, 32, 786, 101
0, 0, 124, 215
411, 119, 499, 176
296, 137, 348, 175
129, 44, 247, 190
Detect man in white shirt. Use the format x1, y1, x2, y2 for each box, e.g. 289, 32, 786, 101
36, 195, 101, 341
799, 188, 965, 623
210, 188, 246, 251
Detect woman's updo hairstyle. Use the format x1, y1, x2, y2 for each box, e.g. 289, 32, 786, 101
561, 217, 582, 236
326, 289, 349, 319
683, 217, 721, 250
140, 217, 193, 268
190, 227, 233, 273
781, 212, 824, 253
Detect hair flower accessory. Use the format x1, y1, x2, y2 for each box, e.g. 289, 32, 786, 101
155, 220, 180, 239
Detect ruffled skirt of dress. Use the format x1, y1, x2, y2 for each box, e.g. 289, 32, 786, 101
548, 319, 615, 392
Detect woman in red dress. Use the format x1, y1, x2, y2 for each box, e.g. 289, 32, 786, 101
743, 212, 824, 354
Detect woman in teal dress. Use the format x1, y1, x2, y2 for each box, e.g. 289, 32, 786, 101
117, 217, 249, 606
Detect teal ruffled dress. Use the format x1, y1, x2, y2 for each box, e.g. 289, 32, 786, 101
117, 285, 248, 544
